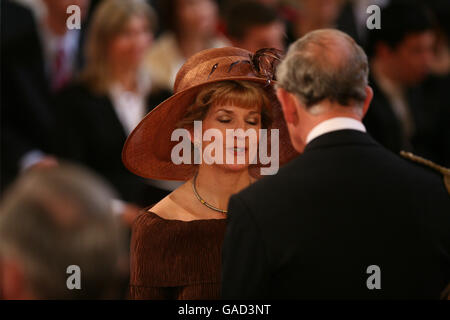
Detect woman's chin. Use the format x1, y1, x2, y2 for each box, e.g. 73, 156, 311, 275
218, 163, 250, 173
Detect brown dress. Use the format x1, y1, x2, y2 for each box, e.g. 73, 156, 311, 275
129, 210, 227, 299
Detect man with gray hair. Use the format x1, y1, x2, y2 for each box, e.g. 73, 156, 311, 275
0, 164, 127, 299
222, 29, 450, 299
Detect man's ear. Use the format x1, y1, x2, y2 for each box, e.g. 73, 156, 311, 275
362, 86, 373, 118
276, 88, 299, 126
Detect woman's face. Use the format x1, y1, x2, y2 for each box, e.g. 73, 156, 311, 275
200, 103, 262, 172
176, 0, 218, 37
108, 15, 153, 71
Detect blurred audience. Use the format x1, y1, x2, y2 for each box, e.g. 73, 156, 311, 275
422, 0, 450, 166
145, 0, 229, 93
224, 0, 285, 52
427, 0, 450, 76
0, 0, 91, 194
364, 1, 443, 161
18, 0, 91, 90
336, 0, 389, 48
0, 164, 127, 299
285, 0, 343, 44
53, 0, 169, 207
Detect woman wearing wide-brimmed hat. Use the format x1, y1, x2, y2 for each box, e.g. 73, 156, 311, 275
124, 47, 296, 299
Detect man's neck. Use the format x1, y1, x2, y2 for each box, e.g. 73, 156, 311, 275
299, 101, 365, 146
306, 117, 366, 144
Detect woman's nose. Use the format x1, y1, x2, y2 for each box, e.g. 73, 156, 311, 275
233, 118, 249, 130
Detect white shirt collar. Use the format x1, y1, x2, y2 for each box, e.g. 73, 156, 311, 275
306, 117, 366, 144
109, 84, 146, 135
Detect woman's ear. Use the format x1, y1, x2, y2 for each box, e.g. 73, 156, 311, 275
276, 88, 299, 126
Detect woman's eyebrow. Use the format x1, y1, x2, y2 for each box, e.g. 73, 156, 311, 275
216, 109, 234, 114
215, 108, 260, 115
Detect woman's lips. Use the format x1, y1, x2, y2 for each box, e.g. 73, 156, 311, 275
226, 147, 247, 156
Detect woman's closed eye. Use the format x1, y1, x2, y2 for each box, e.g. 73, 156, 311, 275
246, 117, 260, 125
217, 117, 259, 125
217, 117, 231, 123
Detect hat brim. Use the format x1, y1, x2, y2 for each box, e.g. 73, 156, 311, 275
122, 76, 298, 180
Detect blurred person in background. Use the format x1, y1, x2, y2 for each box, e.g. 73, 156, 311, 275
428, 0, 450, 77
145, 0, 229, 94
224, 0, 286, 52
422, 0, 450, 166
336, 0, 389, 48
427, 0, 450, 76
0, 164, 127, 299
364, 1, 440, 162
285, 0, 343, 45
0, 0, 91, 194
53, 0, 169, 209
15, 0, 91, 91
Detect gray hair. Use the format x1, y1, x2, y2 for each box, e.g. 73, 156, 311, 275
0, 164, 126, 299
276, 29, 369, 110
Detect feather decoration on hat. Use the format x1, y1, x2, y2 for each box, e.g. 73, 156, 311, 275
249, 48, 283, 82
224, 48, 283, 85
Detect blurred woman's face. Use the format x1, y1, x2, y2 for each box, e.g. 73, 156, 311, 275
109, 15, 153, 70
176, 0, 218, 37
301, 0, 340, 25
201, 103, 262, 172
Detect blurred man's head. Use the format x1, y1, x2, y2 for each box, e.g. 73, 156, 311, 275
276, 29, 373, 152
298, 0, 341, 27
0, 164, 126, 299
159, 0, 219, 39
41, 0, 91, 17
225, 1, 285, 52
41, 0, 91, 34
428, 0, 450, 74
367, 1, 435, 85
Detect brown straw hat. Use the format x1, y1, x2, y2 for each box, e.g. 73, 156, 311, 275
122, 47, 297, 180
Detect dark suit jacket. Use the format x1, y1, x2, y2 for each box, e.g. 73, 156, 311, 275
363, 76, 437, 161
1, 0, 53, 192
222, 129, 450, 299
53, 83, 170, 206
422, 74, 450, 167
0, 0, 87, 192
